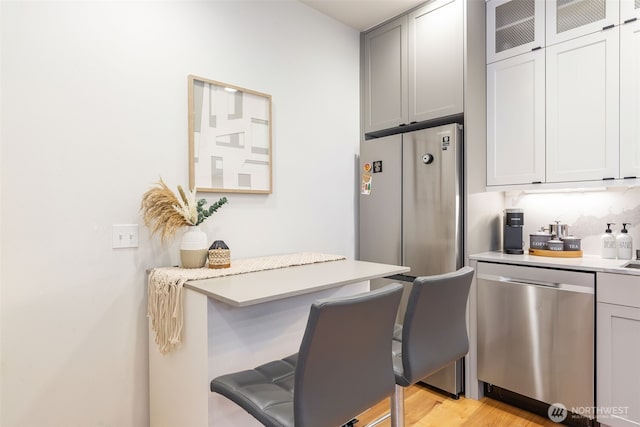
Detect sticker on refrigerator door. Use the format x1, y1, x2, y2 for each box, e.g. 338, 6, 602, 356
442, 135, 450, 151
361, 172, 372, 195
373, 161, 383, 173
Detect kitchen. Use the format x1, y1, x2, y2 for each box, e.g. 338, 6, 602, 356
357, 0, 640, 426
1, 1, 639, 427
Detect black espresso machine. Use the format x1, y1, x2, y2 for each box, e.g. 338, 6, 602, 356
504, 208, 524, 254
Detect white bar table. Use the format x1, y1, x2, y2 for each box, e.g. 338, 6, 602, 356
148, 259, 409, 427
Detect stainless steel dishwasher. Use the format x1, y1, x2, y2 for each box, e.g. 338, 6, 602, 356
477, 262, 595, 417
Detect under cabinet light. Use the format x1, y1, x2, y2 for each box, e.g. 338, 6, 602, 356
522, 187, 607, 194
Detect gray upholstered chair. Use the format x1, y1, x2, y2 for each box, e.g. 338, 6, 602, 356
211, 283, 403, 427
389, 266, 474, 427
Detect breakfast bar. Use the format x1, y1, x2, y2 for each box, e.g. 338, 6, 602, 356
148, 257, 409, 427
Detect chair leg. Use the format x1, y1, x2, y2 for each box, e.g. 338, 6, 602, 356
364, 412, 390, 427
390, 384, 405, 427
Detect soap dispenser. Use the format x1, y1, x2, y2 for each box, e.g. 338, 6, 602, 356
601, 223, 617, 259
617, 223, 633, 260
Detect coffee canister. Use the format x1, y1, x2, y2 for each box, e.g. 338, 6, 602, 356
530, 231, 552, 250
563, 236, 581, 251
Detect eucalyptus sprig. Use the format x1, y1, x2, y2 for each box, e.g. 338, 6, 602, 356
195, 197, 228, 225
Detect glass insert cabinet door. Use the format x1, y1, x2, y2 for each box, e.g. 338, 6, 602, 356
486, 0, 545, 64
546, 0, 619, 46
188, 75, 272, 194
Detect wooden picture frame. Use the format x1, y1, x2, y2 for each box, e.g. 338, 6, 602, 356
188, 75, 272, 194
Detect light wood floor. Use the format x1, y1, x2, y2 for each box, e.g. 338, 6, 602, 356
355, 384, 558, 427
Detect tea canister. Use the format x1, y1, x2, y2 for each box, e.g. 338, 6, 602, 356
563, 236, 582, 251
548, 239, 564, 251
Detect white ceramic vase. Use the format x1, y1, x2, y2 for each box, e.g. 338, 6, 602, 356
180, 225, 208, 268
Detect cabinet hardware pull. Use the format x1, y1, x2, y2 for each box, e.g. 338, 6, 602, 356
531, 181, 542, 184
531, 46, 542, 51
602, 177, 615, 180
624, 17, 638, 24
602, 24, 615, 30
624, 176, 637, 179
410, 121, 417, 124
399, 123, 407, 127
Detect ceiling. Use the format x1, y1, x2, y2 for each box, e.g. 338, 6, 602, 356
299, 0, 425, 32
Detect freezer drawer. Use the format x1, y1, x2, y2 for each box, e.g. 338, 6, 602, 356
477, 262, 594, 412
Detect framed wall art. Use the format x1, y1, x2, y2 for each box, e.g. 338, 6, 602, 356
188, 75, 272, 194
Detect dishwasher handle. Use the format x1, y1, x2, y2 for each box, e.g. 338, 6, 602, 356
507, 278, 560, 288
478, 273, 594, 294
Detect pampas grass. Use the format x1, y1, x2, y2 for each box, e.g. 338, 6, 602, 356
141, 178, 190, 242
173, 185, 198, 225
141, 178, 228, 243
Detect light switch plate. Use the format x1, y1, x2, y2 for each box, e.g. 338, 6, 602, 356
112, 224, 139, 248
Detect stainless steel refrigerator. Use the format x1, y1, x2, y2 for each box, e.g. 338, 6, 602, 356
358, 123, 464, 396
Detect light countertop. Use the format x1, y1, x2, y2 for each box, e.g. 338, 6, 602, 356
470, 251, 640, 276
183, 259, 410, 307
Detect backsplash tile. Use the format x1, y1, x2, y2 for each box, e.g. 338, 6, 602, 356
505, 187, 640, 256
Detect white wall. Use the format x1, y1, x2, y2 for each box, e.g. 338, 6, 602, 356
0, 2, 359, 426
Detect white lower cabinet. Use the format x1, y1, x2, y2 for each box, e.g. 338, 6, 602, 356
597, 272, 640, 427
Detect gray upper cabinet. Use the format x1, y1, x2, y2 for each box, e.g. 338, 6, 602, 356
363, 16, 408, 134
363, 0, 463, 135
407, 0, 463, 124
